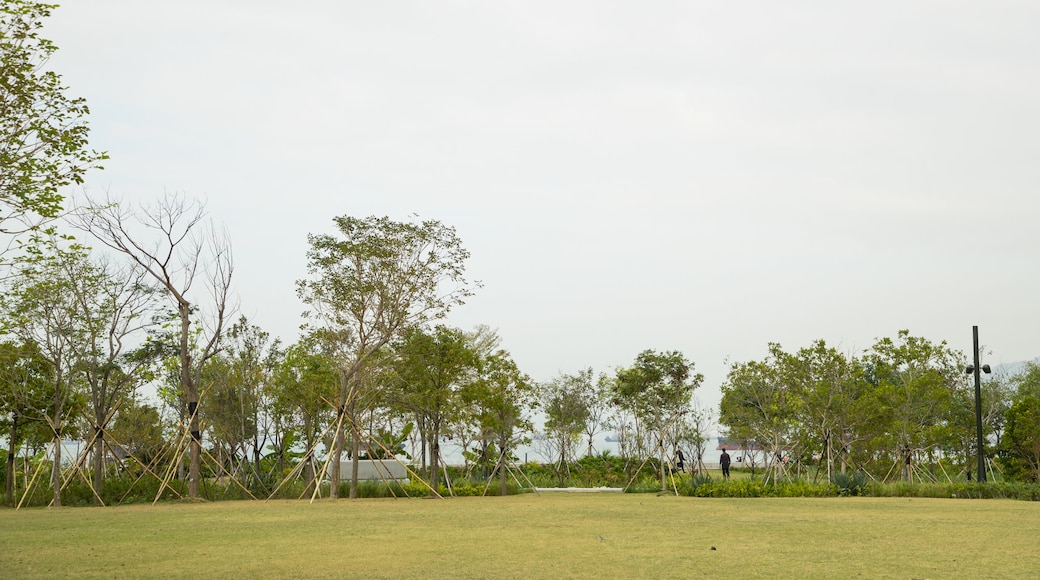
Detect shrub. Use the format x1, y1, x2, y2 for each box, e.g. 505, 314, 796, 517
864, 481, 1040, 501
675, 477, 836, 498
831, 471, 868, 497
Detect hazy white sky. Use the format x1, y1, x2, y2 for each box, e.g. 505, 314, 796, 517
46, 1, 1040, 413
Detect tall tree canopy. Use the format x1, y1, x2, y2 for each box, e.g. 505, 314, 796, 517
613, 349, 702, 490
0, 0, 105, 238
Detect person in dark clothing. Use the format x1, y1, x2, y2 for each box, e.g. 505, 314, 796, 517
675, 448, 685, 473
720, 449, 732, 479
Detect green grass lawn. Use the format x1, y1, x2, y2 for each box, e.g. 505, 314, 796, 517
3, 494, 1039, 578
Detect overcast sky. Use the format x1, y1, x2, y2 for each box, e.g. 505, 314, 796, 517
45, 1, 1040, 414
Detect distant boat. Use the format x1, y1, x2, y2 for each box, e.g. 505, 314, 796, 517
604, 434, 620, 443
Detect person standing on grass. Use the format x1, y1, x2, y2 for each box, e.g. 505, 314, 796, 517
720, 449, 732, 479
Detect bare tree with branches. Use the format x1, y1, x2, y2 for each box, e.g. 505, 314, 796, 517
71, 192, 234, 498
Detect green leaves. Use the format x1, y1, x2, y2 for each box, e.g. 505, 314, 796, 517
613, 349, 702, 425
719, 332, 984, 481
998, 396, 1040, 481
297, 214, 477, 368
0, 0, 107, 237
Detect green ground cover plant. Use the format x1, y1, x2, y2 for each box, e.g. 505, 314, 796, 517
3, 494, 1040, 579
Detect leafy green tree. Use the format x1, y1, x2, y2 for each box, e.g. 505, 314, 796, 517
539, 368, 593, 486
447, 325, 502, 474
719, 344, 805, 480
389, 325, 477, 493
269, 337, 337, 495
0, 0, 105, 239
997, 396, 1040, 482
0, 238, 91, 506
582, 373, 612, 458
613, 350, 702, 491
201, 317, 278, 489
296, 215, 476, 499
0, 338, 52, 506
201, 355, 253, 478
108, 395, 164, 469
786, 340, 872, 478
980, 370, 1014, 448
674, 400, 713, 473
860, 331, 967, 480
60, 255, 158, 502
468, 350, 535, 496
1011, 360, 1040, 401
995, 362, 1040, 482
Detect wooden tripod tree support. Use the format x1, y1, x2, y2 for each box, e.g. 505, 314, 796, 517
16, 440, 55, 510
480, 444, 540, 497
623, 410, 686, 493
150, 386, 254, 503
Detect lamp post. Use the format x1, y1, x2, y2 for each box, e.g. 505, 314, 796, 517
965, 325, 991, 482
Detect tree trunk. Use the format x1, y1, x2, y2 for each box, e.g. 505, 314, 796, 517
51, 378, 64, 507
348, 402, 360, 499
330, 368, 352, 500
304, 452, 315, 496
331, 414, 343, 499
92, 427, 104, 505
180, 302, 201, 499
418, 422, 428, 479
5, 415, 17, 507
303, 418, 315, 496
826, 437, 833, 481
428, 420, 441, 495
658, 429, 667, 492
499, 439, 509, 496
51, 432, 62, 508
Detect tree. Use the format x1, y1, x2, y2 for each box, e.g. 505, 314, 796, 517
538, 368, 593, 486
4, 240, 156, 504
0, 0, 105, 240
0, 338, 52, 506
995, 362, 1040, 482
389, 325, 477, 494
786, 340, 870, 479
582, 373, 612, 458
0, 238, 90, 506
468, 350, 535, 496
107, 395, 164, 469
200, 354, 253, 480
1011, 360, 1040, 401
719, 346, 804, 481
269, 337, 337, 495
296, 214, 476, 499
674, 400, 714, 474
61, 254, 157, 502
860, 331, 967, 480
72, 193, 234, 498
613, 350, 702, 491
201, 317, 278, 490
997, 396, 1040, 482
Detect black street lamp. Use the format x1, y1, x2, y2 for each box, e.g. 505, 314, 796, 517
965, 325, 991, 482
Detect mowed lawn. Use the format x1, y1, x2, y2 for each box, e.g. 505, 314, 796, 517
3, 493, 1039, 579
